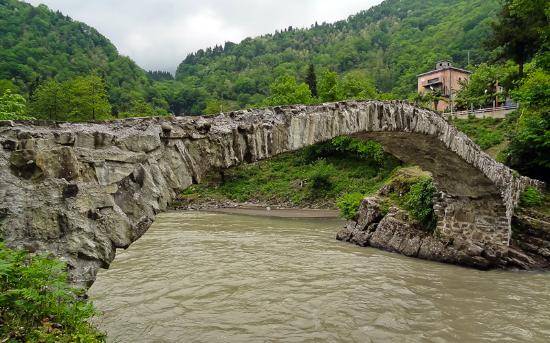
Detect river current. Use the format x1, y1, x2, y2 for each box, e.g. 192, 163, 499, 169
89, 212, 550, 342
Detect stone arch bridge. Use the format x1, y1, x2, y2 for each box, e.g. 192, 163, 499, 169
0, 101, 542, 286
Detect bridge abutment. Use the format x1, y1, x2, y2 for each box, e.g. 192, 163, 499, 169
433, 193, 510, 255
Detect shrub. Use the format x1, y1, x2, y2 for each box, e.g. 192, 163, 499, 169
520, 187, 544, 207
404, 178, 437, 230
307, 159, 335, 197
505, 111, 550, 182
0, 243, 105, 342
452, 117, 506, 150
337, 192, 365, 220
300, 136, 391, 168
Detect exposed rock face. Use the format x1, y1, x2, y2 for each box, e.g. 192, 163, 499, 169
0, 101, 543, 286
337, 197, 550, 270
509, 208, 550, 269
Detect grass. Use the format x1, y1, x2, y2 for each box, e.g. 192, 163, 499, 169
178, 138, 401, 209
452, 116, 514, 159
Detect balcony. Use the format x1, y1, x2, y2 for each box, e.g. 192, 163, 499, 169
423, 77, 442, 87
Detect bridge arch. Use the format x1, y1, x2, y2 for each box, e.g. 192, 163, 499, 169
0, 101, 541, 286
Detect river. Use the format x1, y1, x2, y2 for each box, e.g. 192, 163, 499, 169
88, 212, 550, 342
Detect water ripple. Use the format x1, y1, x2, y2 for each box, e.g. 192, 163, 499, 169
89, 212, 550, 343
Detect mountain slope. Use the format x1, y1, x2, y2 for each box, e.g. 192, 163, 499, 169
174, 0, 499, 113
0, 0, 155, 113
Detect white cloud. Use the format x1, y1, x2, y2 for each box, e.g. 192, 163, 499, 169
25, 0, 383, 72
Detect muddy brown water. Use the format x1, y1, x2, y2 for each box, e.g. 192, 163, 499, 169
89, 212, 550, 342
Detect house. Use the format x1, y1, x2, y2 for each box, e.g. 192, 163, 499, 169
417, 61, 471, 112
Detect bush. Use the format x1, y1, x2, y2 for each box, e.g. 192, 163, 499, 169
505, 65, 550, 182
505, 111, 550, 182
520, 187, 544, 207
307, 160, 335, 197
452, 117, 506, 150
337, 192, 365, 220
0, 243, 105, 342
301, 136, 389, 167
404, 178, 437, 230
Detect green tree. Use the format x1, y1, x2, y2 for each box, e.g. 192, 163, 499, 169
30, 79, 66, 120
119, 99, 157, 118
173, 0, 500, 107
66, 75, 112, 121
318, 70, 339, 102
0, 89, 32, 120
456, 62, 517, 109
0, 1, 154, 112
204, 99, 239, 115
0, 79, 19, 95
488, 0, 549, 75
337, 71, 378, 100
305, 64, 318, 97
511, 67, 550, 110
264, 75, 313, 106
505, 65, 550, 182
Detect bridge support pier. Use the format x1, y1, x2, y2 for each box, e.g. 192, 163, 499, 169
433, 193, 510, 257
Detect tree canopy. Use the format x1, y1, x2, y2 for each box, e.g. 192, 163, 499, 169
487, 0, 549, 75
169, 0, 501, 113
0, 0, 162, 114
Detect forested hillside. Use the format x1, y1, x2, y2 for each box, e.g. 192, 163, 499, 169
172, 0, 500, 114
0, 0, 164, 114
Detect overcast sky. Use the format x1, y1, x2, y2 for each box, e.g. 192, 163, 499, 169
25, 0, 383, 72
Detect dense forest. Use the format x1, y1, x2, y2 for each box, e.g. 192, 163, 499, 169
0, 0, 167, 115
0, 0, 502, 116
170, 0, 500, 114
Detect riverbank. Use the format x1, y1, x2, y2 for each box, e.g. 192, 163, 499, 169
206, 207, 340, 218
172, 198, 340, 218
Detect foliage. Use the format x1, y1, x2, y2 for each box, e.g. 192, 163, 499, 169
0, 89, 33, 120
172, 0, 501, 113
413, 89, 443, 111
307, 160, 335, 197
302, 136, 393, 168
315, 69, 378, 103
66, 75, 112, 121
487, 0, 549, 75
30, 75, 112, 121
204, 99, 240, 115
0, 243, 105, 342
0, 79, 19, 95
0, 0, 158, 114
403, 178, 437, 230
178, 141, 399, 207
263, 75, 313, 106
511, 67, 550, 110
455, 62, 518, 108
30, 79, 65, 121
317, 70, 339, 102
147, 70, 174, 81
337, 192, 365, 220
452, 117, 508, 150
519, 187, 544, 207
305, 64, 318, 97
505, 110, 550, 182
503, 61, 550, 182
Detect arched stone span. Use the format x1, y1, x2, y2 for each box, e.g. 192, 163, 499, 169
0, 101, 542, 286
